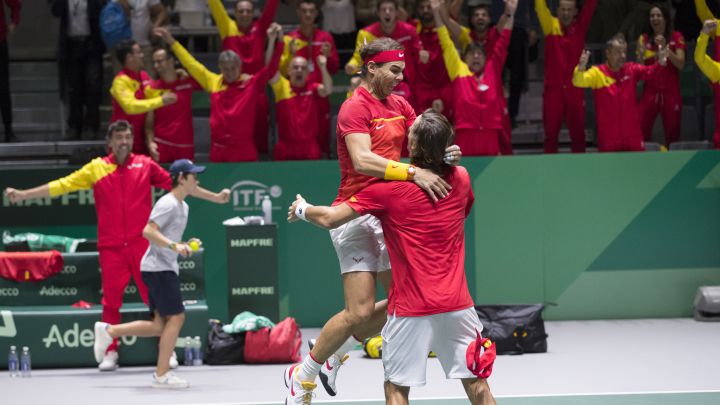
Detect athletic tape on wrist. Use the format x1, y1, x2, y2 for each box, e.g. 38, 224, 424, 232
295, 201, 313, 222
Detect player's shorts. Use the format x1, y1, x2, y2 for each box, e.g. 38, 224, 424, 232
382, 306, 481, 387
329, 214, 390, 274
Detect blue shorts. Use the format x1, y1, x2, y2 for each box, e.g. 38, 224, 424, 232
141, 271, 185, 317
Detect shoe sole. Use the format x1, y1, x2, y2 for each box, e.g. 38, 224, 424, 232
151, 383, 189, 389
98, 364, 118, 372
283, 364, 294, 388
319, 369, 337, 396
307, 340, 338, 396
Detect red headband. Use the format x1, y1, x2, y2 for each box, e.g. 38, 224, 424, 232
364, 50, 405, 65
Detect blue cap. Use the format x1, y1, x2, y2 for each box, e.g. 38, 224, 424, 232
169, 159, 206, 175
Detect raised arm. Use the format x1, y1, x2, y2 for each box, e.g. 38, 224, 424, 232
190, 186, 231, 204
695, 0, 720, 36
534, 0, 554, 36
572, 50, 607, 89
696, 21, 720, 83
287, 194, 359, 229
576, 0, 598, 34
155, 27, 224, 92
256, 0, 281, 34
4, 159, 107, 204
316, 55, 334, 98
346, 30, 373, 74
208, 0, 239, 39
433, 0, 468, 82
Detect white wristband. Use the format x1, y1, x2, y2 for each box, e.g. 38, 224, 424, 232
295, 201, 313, 222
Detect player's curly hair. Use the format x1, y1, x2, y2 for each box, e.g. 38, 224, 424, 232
360, 38, 404, 77
410, 110, 455, 176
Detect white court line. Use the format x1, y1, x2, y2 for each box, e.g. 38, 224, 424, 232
180, 389, 720, 405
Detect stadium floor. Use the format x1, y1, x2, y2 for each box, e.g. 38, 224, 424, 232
2, 319, 719, 405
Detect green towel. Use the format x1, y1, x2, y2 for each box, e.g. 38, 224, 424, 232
3, 231, 86, 253
223, 311, 276, 333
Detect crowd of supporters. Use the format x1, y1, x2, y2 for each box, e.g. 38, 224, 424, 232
4, 0, 720, 158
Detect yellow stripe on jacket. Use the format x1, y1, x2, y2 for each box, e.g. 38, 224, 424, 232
208, 0, 241, 39
572, 66, 616, 89
695, 32, 720, 83
347, 30, 378, 70
110, 75, 164, 115
171, 42, 226, 93
535, 0, 563, 36
279, 35, 309, 77
48, 158, 117, 196
695, 0, 720, 36
438, 26, 471, 81
270, 76, 295, 102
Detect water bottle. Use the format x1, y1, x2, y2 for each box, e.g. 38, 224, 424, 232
8, 346, 19, 377
183, 337, 193, 366
19, 347, 31, 378
192, 336, 203, 366
261, 195, 272, 224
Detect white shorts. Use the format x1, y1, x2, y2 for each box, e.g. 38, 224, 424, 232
329, 214, 390, 274
382, 307, 482, 387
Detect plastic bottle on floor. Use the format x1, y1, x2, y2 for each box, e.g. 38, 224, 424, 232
20, 347, 31, 377
184, 337, 193, 366
192, 336, 203, 366
8, 346, 19, 377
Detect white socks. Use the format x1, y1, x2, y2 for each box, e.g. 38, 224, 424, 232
297, 353, 322, 382
334, 335, 361, 358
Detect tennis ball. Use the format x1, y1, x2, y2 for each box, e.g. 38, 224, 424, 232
189, 240, 201, 251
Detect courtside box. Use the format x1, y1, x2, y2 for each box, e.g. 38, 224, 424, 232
225, 224, 279, 321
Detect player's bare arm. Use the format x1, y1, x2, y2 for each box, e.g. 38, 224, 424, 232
287, 194, 359, 229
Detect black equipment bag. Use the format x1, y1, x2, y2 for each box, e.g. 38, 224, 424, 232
205, 319, 246, 365
475, 304, 548, 355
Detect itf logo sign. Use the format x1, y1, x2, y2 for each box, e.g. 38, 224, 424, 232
230, 180, 282, 211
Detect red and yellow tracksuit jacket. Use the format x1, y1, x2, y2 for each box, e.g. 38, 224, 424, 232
279, 28, 339, 155
695, 32, 720, 148
145, 77, 202, 162
171, 40, 283, 162
637, 31, 685, 145
457, 25, 500, 55
208, 0, 279, 75
695, 0, 720, 59
110, 69, 164, 156
280, 28, 340, 84
572, 62, 661, 152
47, 154, 171, 247
438, 25, 510, 155
536, 0, 596, 88
270, 78, 323, 160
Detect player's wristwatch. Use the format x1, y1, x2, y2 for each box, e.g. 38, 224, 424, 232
168, 242, 177, 251
407, 165, 417, 181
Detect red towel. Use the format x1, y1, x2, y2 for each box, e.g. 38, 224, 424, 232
466, 330, 497, 379
0, 251, 64, 282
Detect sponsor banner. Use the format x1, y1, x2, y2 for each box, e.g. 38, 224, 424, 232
0, 302, 208, 368
0, 252, 205, 306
